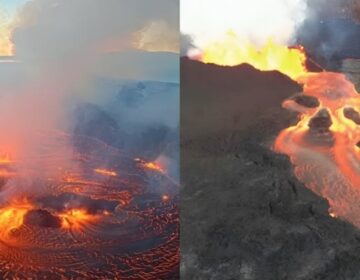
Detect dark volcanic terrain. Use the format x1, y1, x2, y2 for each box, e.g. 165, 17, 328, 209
181, 58, 360, 280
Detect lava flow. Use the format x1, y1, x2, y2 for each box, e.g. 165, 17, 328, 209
135, 158, 166, 174
0, 199, 34, 242
274, 72, 360, 227
59, 208, 100, 230
197, 36, 360, 228
94, 168, 118, 177
0, 134, 179, 279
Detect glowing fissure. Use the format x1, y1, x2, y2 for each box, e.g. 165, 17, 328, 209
94, 168, 118, 177
197, 37, 360, 227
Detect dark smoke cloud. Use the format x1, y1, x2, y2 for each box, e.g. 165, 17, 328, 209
296, 0, 360, 68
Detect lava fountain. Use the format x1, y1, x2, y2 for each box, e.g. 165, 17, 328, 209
190, 31, 308, 80
195, 36, 360, 228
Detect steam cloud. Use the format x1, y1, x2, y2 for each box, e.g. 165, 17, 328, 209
180, 0, 308, 51
181, 0, 360, 64
0, 0, 178, 196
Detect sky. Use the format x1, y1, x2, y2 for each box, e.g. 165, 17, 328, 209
0, 0, 28, 56
0, 0, 27, 14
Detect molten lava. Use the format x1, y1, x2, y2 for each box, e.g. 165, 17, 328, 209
197, 32, 308, 80
94, 168, 118, 177
274, 72, 360, 227
197, 34, 360, 228
0, 135, 178, 278
0, 199, 34, 240
135, 158, 166, 174
59, 209, 99, 230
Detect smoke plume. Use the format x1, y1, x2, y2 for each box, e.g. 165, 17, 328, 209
0, 0, 178, 196
180, 0, 308, 52
181, 0, 360, 65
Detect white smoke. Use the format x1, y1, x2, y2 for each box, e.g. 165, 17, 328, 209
180, 0, 308, 50
0, 0, 178, 197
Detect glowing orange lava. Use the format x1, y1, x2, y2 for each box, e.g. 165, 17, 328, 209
198, 32, 308, 80
135, 158, 165, 174
273, 71, 360, 226
59, 209, 99, 230
94, 168, 118, 177
199, 34, 360, 227
0, 199, 34, 240
0, 134, 178, 277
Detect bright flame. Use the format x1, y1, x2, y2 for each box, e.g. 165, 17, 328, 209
94, 168, 117, 177
197, 32, 307, 80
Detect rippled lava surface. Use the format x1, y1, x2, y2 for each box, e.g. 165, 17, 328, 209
0, 134, 179, 279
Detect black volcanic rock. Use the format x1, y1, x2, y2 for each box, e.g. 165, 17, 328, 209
344, 107, 360, 125
181, 58, 302, 140
293, 95, 320, 108
181, 58, 360, 280
117, 82, 147, 108
73, 103, 123, 147
37, 193, 118, 214
308, 108, 333, 132
24, 209, 62, 228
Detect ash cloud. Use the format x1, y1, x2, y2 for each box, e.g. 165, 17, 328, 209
296, 0, 360, 68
